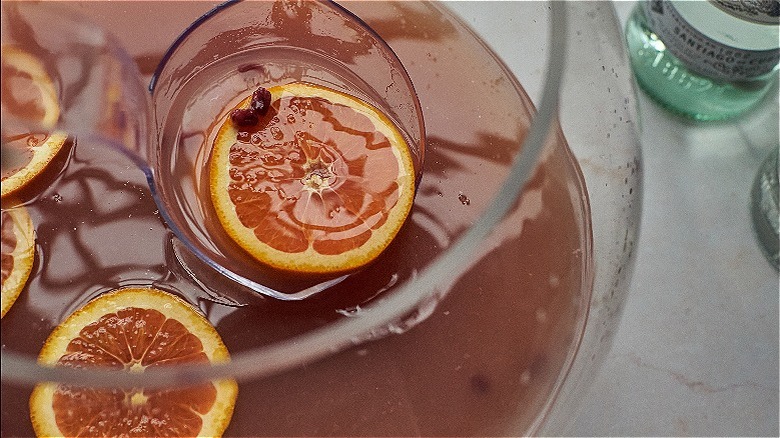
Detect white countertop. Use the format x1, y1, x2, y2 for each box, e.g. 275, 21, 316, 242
570, 2, 780, 436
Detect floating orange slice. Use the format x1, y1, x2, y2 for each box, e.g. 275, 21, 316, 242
1, 205, 35, 318
1, 45, 67, 198
209, 82, 416, 275
29, 287, 238, 438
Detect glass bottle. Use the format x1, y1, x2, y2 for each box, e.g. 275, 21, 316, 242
752, 146, 779, 270
625, 0, 780, 121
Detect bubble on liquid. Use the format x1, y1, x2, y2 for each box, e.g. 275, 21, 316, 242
228, 168, 244, 181
270, 126, 284, 141
387, 289, 443, 335
458, 192, 470, 205
261, 152, 283, 165
286, 114, 296, 124
336, 305, 363, 317
52, 193, 63, 202
268, 169, 284, 183
535, 308, 548, 323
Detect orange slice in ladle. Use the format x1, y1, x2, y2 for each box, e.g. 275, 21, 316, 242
209, 82, 416, 275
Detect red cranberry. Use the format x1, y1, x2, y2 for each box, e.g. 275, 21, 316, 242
230, 108, 259, 126
249, 87, 272, 115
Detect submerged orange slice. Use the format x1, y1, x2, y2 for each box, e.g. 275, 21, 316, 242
1, 46, 67, 198
1, 205, 35, 317
29, 287, 238, 438
209, 82, 416, 274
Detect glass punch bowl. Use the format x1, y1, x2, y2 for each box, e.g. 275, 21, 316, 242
0, 1, 641, 436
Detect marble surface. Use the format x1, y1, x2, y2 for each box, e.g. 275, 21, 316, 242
570, 3, 780, 436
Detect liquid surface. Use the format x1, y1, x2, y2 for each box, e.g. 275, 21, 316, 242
1, 2, 591, 436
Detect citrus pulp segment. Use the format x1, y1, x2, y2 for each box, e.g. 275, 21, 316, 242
1, 45, 68, 198
1, 205, 35, 318
209, 82, 416, 275
29, 287, 238, 437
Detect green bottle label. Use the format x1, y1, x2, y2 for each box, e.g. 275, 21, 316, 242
643, 0, 780, 80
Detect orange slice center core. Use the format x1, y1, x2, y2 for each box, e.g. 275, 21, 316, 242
302, 157, 335, 192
